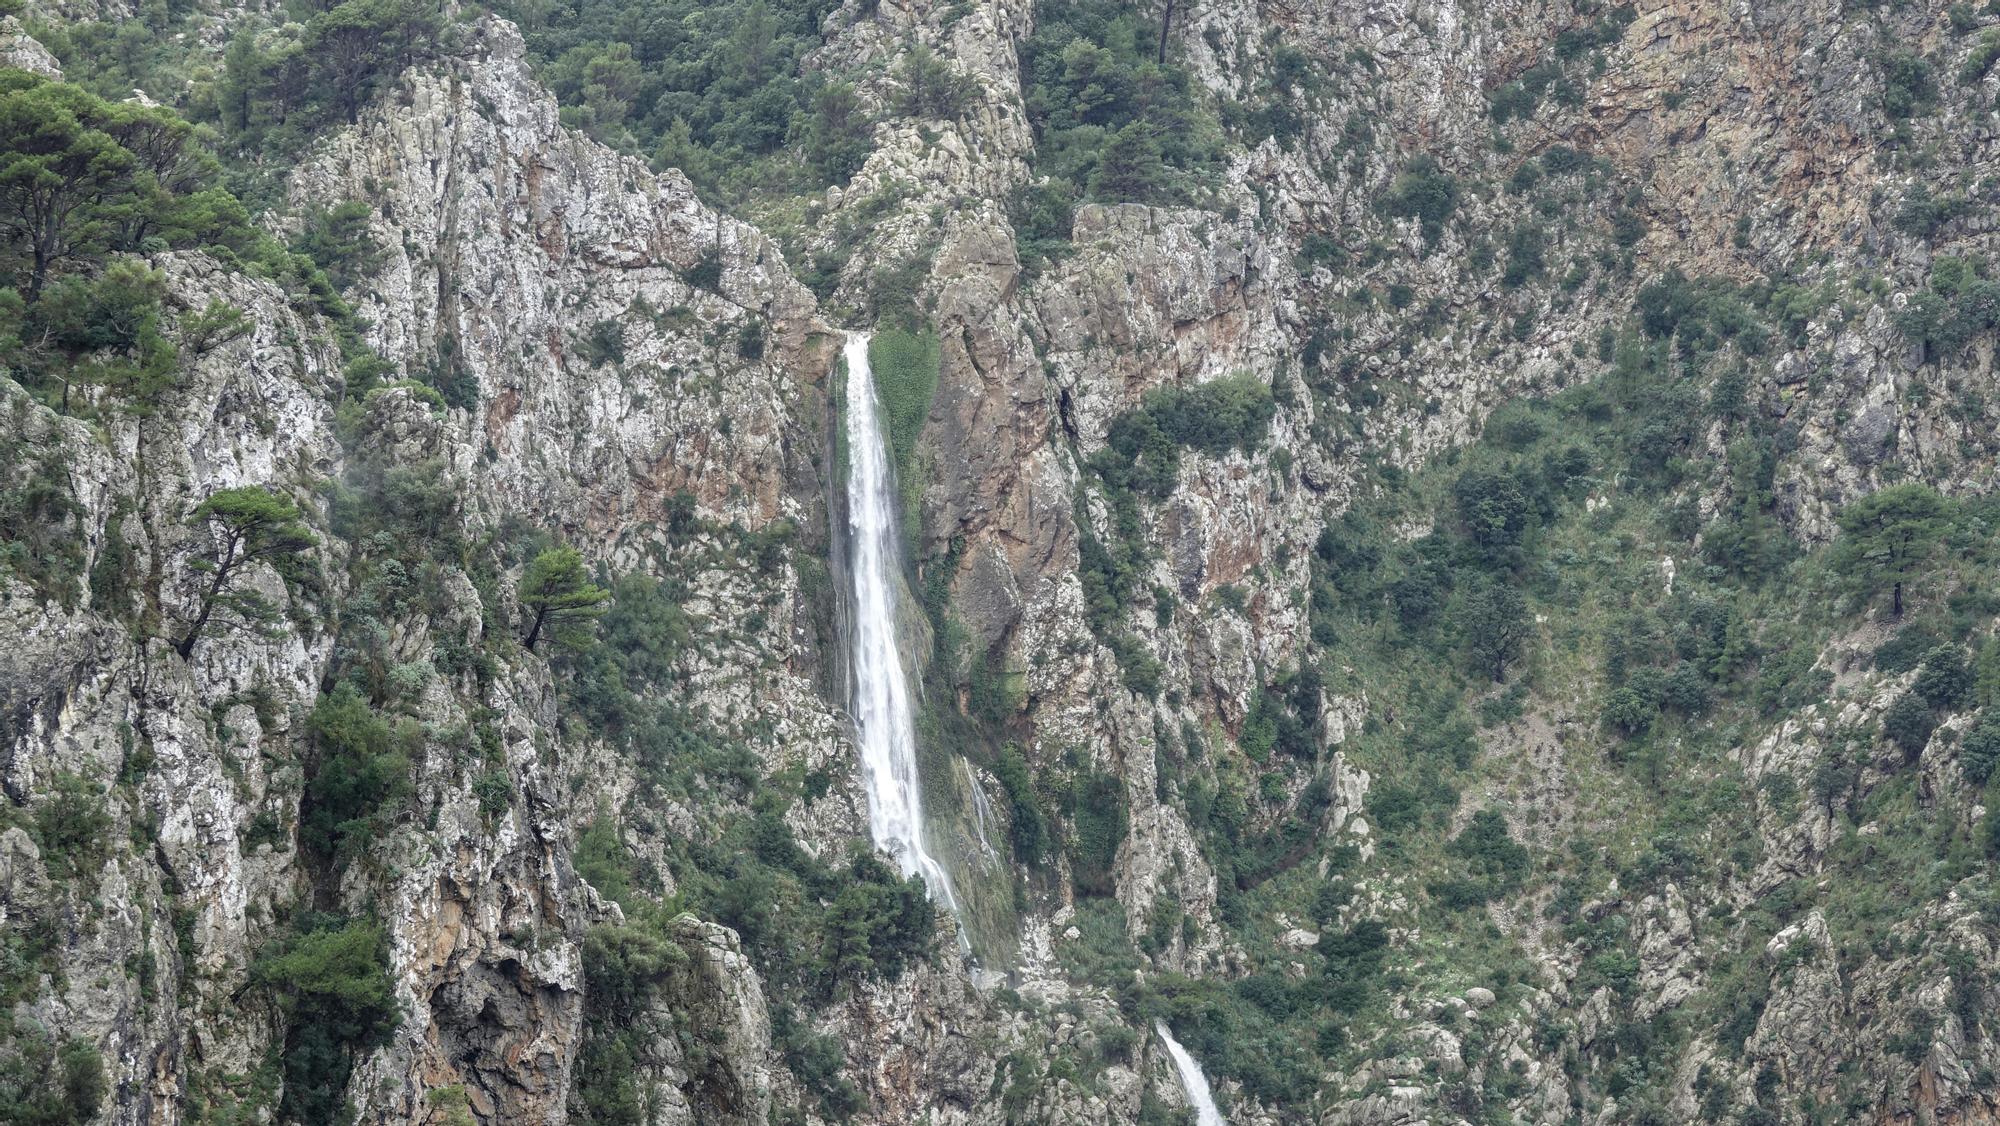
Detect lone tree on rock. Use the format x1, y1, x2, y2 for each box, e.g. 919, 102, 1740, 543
177, 486, 317, 658
519, 546, 609, 653
1833, 482, 1951, 618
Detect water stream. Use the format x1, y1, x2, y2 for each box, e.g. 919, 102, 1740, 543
841, 330, 967, 936
1155, 1021, 1227, 1126
961, 758, 1000, 869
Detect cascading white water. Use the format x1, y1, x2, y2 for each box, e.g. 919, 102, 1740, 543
842, 330, 965, 927
961, 758, 999, 869
1155, 1021, 1227, 1126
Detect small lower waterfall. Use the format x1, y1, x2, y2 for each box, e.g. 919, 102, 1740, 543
1155, 1021, 1227, 1126
961, 758, 1000, 868
841, 330, 966, 932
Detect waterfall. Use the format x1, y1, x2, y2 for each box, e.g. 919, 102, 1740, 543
961, 758, 999, 869
1155, 1021, 1227, 1126
841, 330, 966, 932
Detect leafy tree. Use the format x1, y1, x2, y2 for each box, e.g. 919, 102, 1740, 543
1962, 713, 2000, 784
1092, 121, 1167, 201
253, 917, 399, 1126
300, 684, 415, 861
1833, 483, 1951, 618
519, 546, 610, 652
0, 73, 192, 298
1914, 645, 1973, 710
1461, 578, 1529, 682
176, 486, 318, 658
1601, 685, 1657, 737
1452, 468, 1532, 553
1882, 690, 1938, 760
893, 44, 973, 120
292, 201, 384, 292
0, 1026, 105, 1126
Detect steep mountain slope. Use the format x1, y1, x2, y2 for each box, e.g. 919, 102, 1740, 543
6, 0, 2000, 1123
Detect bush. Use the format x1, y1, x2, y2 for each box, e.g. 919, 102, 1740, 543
1602, 686, 1657, 737
1881, 51, 1938, 118
300, 684, 416, 861
1882, 691, 1938, 759
254, 916, 399, 1126
31, 773, 111, 882
1962, 713, 2000, 783
1382, 157, 1459, 239
0, 1026, 106, 1126
1018, 0, 1220, 205
1914, 645, 1973, 710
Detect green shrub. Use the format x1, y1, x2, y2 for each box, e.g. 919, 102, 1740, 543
0, 1025, 106, 1126
254, 916, 399, 1126
301, 684, 416, 861
1018, 0, 1220, 205
1382, 157, 1459, 239
1882, 691, 1938, 759
994, 746, 1050, 865
1881, 51, 1938, 118
1915, 645, 1973, 710
1961, 713, 2000, 783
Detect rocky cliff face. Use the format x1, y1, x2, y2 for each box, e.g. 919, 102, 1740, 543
11, 0, 2000, 1122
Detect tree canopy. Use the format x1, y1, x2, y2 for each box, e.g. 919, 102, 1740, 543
1833, 482, 1952, 618
520, 546, 611, 652
177, 486, 318, 657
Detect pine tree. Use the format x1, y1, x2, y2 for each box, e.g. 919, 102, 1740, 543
177, 487, 317, 658
519, 546, 610, 652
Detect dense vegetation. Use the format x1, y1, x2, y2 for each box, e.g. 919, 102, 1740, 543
492, 0, 860, 203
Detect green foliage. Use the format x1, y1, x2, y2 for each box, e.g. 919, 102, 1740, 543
1432, 809, 1530, 908
772, 1006, 864, 1120
1061, 770, 1128, 897
178, 486, 319, 658
893, 44, 974, 120
1460, 578, 1529, 682
252, 916, 399, 1126
497, 0, 850, 203
867, 328, 940, 484
217, 0, 445, 159
1091, 374, 1278, 500
300, 684, 416, 862
519, 546, 611, 652
1018, 0, 1221, 206
1893, 255, 2000, 357
292, 201, 385, 293
1914, 645, 1973, 710
0, 435, 87, 606
1501, 223, 1546, 287
1881, 50, 1938, 118
0, 70, 245, 299
581, 318, 626, 368
1962, 29, 2000, 83
1882, 690, 1938, 759
1832, 483, 1952, 618
1962, 713, 2000, 783
1452, 468, 1533, 555
1892, 185, 1971, 239
1381, 156, 1459, 239
1080, 375, 1276, 692
569, 914, 692, 1123
993, 745, 1050, 865
565, 573, 691, 733
0, 1023, 106, 1126
30, 773, 110, 883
